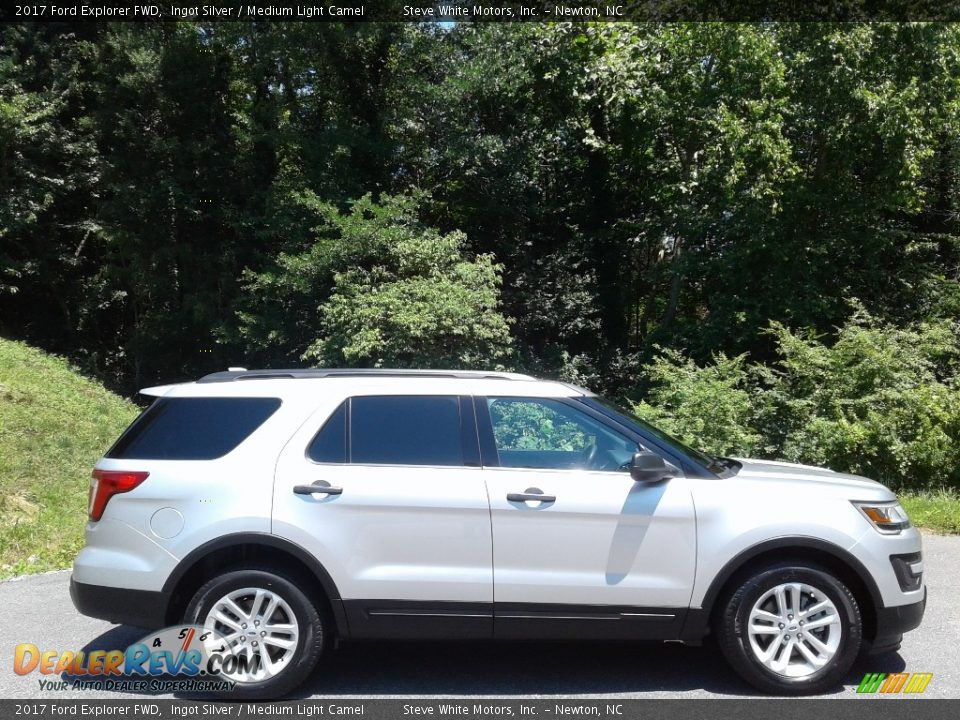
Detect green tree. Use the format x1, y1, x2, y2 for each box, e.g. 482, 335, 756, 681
0, 25, 103, 355
236, 193, 512, 369
685, 24, 960, 358
3, 21, 960, 413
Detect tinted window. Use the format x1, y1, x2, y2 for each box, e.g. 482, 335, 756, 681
350, 396, 463, 466
487, 397, 636, 471
107, 397, 281, 460
307, 402, 347, 463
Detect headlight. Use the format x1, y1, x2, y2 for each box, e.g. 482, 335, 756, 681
853, 501, 911, 534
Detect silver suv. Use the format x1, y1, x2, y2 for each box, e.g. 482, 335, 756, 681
71, 368, 926, 698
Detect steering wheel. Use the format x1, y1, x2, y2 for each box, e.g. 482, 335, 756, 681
582, 441, 600, 470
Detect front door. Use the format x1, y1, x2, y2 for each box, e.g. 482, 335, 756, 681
478, 396, 696, 639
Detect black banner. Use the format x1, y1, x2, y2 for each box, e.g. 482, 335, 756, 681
1, 700, 959, 720
4, 0, 960, 23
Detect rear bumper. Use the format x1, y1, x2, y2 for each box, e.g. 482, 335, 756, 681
70, 575, 168, 629
867, 586, 926, 655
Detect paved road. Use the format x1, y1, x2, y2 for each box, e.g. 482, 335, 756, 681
2, 534, 957, 700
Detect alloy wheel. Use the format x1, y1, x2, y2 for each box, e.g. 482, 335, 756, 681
746, 581, 842, 677
203, 587, 300, 683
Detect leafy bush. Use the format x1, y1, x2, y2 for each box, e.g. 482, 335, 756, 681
767, 312, 960, 489
631, 349, 763, 457
630, 310, 960, 490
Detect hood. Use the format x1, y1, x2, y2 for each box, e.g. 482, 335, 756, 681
732, 457, 895, 499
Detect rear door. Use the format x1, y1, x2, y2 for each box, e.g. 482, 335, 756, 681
478, 396, 696, 639
272, 393, 493, 639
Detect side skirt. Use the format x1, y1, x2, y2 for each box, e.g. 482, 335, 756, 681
342, 600, 687, 641
494, 602, 686, 640
343, 600, 493, 639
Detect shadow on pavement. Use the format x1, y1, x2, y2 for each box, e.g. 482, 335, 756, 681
63, 626, 908, 699
294, 640, 753, 698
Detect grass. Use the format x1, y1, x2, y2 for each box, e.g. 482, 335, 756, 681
899, 489, 960, 535
0, 338, 137, 578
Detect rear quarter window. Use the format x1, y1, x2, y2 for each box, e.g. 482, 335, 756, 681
106, 397, 281, 460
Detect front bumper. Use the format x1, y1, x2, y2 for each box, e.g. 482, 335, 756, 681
867, 586, 927, 655
70, 575, 168, 629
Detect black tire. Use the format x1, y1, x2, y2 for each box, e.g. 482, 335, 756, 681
185, 567, 324, 700
716, 563, 862, 695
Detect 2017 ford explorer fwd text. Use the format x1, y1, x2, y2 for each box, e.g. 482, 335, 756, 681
70, 368, 926, 699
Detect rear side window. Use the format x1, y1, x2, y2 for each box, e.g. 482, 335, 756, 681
306, 402, 347, 463
350, 396, 463, 466
107, 397, 281, 460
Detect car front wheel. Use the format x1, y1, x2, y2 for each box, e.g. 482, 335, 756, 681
716, 563, 862, 694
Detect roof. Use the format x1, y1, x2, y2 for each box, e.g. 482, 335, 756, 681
139, 368, 590, 399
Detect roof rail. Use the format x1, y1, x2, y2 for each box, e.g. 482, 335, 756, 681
196, 368, 536, 384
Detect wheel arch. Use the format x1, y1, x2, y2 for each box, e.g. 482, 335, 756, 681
161, 533, 349, 638
682, 536, 882, 643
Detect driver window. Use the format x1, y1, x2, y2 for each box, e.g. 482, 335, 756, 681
487, 397, 637, 472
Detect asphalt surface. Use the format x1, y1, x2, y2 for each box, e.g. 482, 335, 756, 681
1, 534, 957, 700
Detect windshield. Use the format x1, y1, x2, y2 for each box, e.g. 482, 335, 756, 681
584, 396, 736, 476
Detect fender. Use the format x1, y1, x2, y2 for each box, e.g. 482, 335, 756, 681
162, 532, 349, 636
681, 535, 883, 640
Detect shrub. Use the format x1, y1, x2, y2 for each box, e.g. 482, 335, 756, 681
630, 310, 960, 490
631, 348, 763, 457
765, 312, 960, 489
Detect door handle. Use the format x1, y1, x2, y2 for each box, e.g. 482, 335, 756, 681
293, 482, 343, 496
507, 492, 556, 503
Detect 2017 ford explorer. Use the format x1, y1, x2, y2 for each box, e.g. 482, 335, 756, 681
71, 368, 926, 698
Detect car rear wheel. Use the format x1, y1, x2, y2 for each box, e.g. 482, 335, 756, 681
716, 563, 862, 694
185, 568, 324, 699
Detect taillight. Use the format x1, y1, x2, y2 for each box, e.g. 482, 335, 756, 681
88, 469, 149, 521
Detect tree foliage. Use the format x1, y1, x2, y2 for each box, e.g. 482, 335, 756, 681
632, 311, 960, 489
632, 350, 764, 457
234, 192, 511, 368
2, 22, 960, 487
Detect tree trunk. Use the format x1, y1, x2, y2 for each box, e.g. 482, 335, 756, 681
585, 103, 627, 351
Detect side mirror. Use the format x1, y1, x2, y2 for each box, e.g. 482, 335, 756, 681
629, 451, 673, 483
